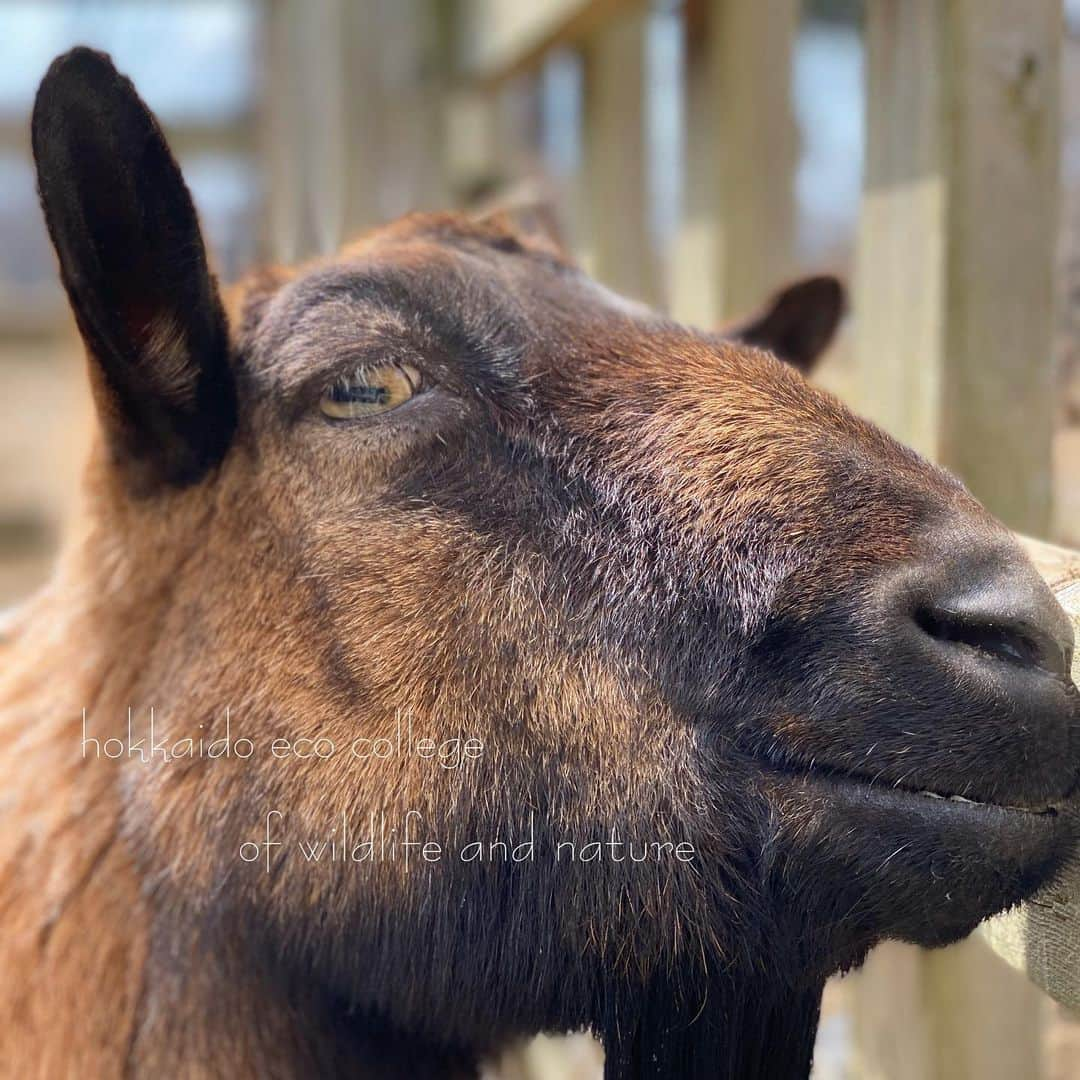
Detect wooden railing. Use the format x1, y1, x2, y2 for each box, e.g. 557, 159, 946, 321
984, 538, 1080, 1014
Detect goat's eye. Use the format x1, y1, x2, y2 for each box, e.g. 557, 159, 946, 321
319, 362, 422, 419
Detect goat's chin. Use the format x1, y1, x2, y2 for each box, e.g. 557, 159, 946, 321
757, 769, 1075, 965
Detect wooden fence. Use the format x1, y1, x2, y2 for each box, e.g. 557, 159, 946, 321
263, 0, 1072, 1075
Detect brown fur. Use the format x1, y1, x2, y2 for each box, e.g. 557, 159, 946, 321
2, 48, 1077, 1080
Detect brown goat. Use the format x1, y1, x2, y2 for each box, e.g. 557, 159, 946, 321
1, 49, 1077, 1080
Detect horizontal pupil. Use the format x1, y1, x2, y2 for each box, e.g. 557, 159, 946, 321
331, 382, 390, 405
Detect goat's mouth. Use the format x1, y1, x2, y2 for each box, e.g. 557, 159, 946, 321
766, 759, 1065, 820
904, 787, 1058, 816
738, 754, 1078, 957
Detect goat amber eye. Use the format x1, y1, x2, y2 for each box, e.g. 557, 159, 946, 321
319, 362, 422, 419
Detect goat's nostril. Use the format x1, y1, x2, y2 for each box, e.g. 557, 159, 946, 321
915, 606, 1069, 678
912, 550, 1073, 680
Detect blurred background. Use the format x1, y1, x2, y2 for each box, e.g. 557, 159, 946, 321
2, 1, 1079, 1077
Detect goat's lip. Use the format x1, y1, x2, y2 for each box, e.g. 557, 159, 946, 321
758, 760, 1067, 819
812, 775, 1061, 820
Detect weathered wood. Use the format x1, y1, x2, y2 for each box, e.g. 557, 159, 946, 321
260, 0, 448, 260
377, 0, 450, 218
849, 943, 935, 1080
539, 48, 589, 257
981, 536, 1080, 1014
851, 5, 1063, 1074
457, 0, 639, 89
673, 0, 799, 328
854, 0, 1061, 535
853, 0, 946, 462
708, 0, 799, 321
260, 0, 384, 259
940, 0, 1061, 535
582, 12, 658, 304
260, 0, 307, 261
445, 88, 499, 201
923, 936, 1045, 1080
670, 14, 718, 329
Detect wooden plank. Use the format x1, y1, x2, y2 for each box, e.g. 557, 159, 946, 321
852, 0, 946, 461
260, 0, 383, 259
923, 937, 1045, 1080
444, 88, 499, 202
337, 0, 386, 238
260, 0, 307, 261
538, 48, 589, 256
374, 0, 450, 219
670, 16, 718, 329
707, 0, 800, 321
849, 942, 934, 1080
854, 0, 1061, 535
850, 938, 1043, 1080
851, 5, 1063, 1073
938, 0, 1061, 535
581, 13, 658, 305
981, 537, 1080, 1014
260, 0, 448, 260
457, 0, 640, 89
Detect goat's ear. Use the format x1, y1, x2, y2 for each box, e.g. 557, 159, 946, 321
497, 200, 566, 250
724, 275, 846, 375
473, 195, 571, 261
32, 48, 235, 494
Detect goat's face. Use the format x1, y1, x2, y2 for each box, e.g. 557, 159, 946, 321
33, 49, 1079, 1045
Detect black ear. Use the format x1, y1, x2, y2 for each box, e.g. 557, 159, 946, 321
724, 276, 846, 375
32, 47, 235, 494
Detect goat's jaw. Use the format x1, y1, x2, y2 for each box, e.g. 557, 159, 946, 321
744, 762, 1076, 959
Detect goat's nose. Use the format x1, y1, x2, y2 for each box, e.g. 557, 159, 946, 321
912, 543, 1073, 680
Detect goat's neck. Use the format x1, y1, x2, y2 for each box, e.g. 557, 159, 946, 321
1, 496, 825, 1078
599, 972, 824, 1080
0, 591, 481, 1078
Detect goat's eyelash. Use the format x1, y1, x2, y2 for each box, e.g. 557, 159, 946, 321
287, 353, 430, 423
328, 362, 423, 396
319, 360, 425, 420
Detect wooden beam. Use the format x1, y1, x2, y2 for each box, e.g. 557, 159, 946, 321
376, 0, 451, 218
852, 0, 945, 459
260, 0, 441, 261
854, 0, 1061, 534
0, 121, 255, 159
456, 0, 640, 90
260, 0, 340, 260
670, 21, 718, 329
538, 48, 589, 255
705, 0, 800, 321
849, 943, 934, 1080
851, 7, 1064, 1071
581, 13, 658, 305
981, 536, 1080, 1014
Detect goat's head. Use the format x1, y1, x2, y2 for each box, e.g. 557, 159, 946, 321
32, 49, 1079, 1057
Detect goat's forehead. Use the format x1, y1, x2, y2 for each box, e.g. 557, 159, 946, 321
237, 236, 664, 389
240, 251, 506, 379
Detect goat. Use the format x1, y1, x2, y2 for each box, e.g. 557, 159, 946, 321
1, 48, 1076, 1079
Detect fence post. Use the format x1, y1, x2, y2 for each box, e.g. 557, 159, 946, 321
582, 12, 659, 305
671, 7, 718, 329
260, 0, 386, 259
851, 2, 1062, 1076
708, 0, 799, 321
854, 0, 1061, 534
